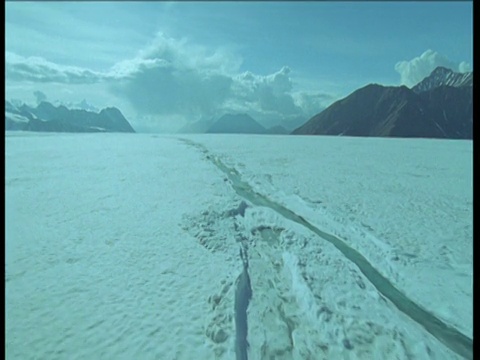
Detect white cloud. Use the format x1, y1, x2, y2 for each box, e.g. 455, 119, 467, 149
51, 99, 100, 113
458, 61, 472, 73
5, 52, 104, 84
232, 67, 299, 115
135, 33, 242, 74
395, 49, 472, 87
108, 33, 328, 124
292, 92, 336, 117
104, 33, 243, 118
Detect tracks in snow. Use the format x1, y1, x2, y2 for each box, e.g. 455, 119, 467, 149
179, 138, 472, 360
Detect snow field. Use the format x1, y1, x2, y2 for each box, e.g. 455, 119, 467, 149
6, 133, 241, 359
6, 132, 472, 359
187, 134, 472, 339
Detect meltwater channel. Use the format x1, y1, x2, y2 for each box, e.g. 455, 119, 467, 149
181, 138, 473, 360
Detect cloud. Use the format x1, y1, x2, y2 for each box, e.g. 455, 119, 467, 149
231, 68, 334, 120
6, 52, 104, 84
232, 67, 300, 115
112, 64, 233, 117
395, 50, 472, 87
108, 33, 328, 124
292, 92, 336, 117
136, 33, 242, 74
51, 99, 99, 112
106, 33, 242, 118
458, 61, 472, 73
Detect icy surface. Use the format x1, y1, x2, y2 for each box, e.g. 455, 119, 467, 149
6, 132, 472, 359
6, 133, 242, 359
186, 134, 473, 338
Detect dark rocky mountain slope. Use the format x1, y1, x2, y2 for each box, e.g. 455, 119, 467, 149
292, 67, 472, 139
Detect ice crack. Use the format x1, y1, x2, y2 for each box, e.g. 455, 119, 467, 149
234, 246, 252, 360
179, 138, 473, 360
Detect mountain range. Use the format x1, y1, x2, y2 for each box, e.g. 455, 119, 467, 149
411, 66, 473, 93
5, 66, 472, 138
206, 113, 267, 134
5, 101, 135, 133
292, 67, 472, 139
180, 113, 288, 135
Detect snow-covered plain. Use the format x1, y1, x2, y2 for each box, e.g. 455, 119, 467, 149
5, 132, 472, 359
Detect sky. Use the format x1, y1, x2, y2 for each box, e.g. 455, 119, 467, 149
5, 1, 473, 133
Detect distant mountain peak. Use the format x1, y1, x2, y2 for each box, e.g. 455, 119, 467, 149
100, 107, 121, 115
37, 101, 55, 108
206, 113, 266, 134
292, 80, 472, 139
412, 66, 472, 93
430, 66, 453, 75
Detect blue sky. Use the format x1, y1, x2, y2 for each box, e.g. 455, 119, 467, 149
5, 1, 473, 132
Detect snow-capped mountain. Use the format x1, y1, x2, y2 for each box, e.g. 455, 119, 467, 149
292, 66, 472, 139
292, 82, 472, 139
411, 66, 473, 93
5, 100, 135, 133
52, 99, 99, 113
206, 113, 267, 134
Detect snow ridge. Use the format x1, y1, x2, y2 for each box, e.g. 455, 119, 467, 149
412, 66, 473, 93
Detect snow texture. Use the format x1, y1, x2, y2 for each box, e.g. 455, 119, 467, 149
6, 132, 472, 360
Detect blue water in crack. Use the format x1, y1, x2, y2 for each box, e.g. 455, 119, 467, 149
234, 247, 252, 360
